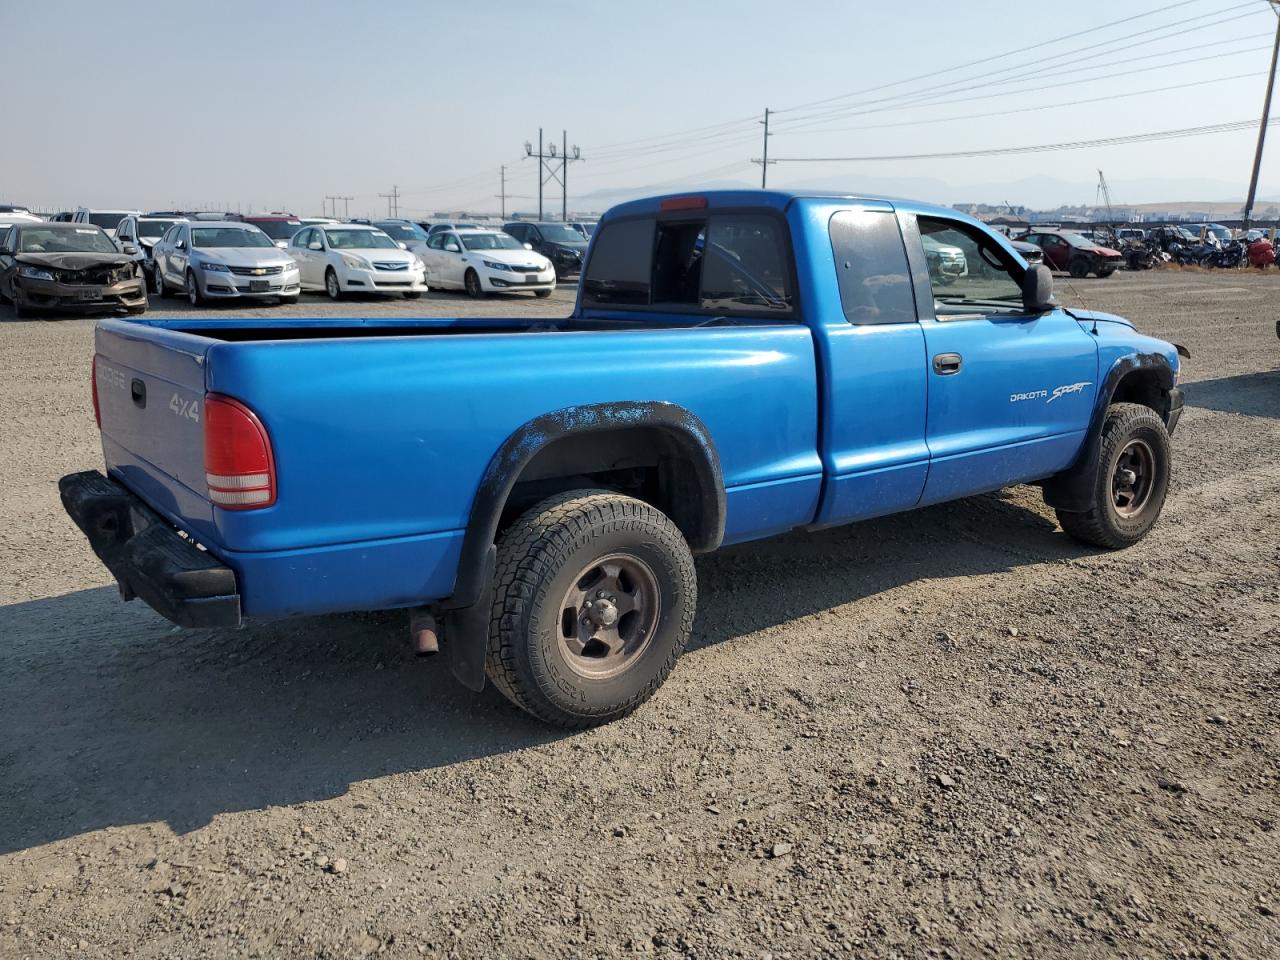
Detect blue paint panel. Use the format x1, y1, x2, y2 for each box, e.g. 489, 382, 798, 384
224, 529, 465, 618
722, 473, 823, 545
916, 431, 1085, 507
818, 461, 930, 525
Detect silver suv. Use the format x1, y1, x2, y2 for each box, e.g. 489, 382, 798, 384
152, 221, 301, 305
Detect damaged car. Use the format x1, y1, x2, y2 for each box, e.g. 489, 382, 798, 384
0, 222, 147, 318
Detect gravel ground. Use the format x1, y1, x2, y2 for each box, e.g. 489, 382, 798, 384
0, 273, 1277, 959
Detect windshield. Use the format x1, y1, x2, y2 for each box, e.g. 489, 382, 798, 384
461, 233, 523, 251
537, 224, 584, 243
1057, 232, 1099, 248
325, 229, 399, 250
190, 227, 274, 249
87, 213, 129, 230
137, 219, 179, 238
1203, 225, 1231, 240
19, 226, 118, 254
375, 222, 428, 241
249, 220, 302, 241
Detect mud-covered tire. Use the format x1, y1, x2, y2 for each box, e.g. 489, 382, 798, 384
1055, 403, 1171, 549
486, 490, 697, 728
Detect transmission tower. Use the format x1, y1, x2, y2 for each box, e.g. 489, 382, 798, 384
524, 129, 583, 221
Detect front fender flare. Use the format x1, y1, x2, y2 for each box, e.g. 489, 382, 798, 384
1041, 352, 1176, 513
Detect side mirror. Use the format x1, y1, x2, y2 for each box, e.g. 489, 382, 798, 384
397, 241, 408, 250
523, 242, 533, 251
0, 246, 11, 256
445, 243, 461, 253
122, 244, 138, 255
176, 241, 186, 251
1021, 264, 1055, 313
309, 241, 322, 251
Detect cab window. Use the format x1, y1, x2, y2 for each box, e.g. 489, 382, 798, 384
828, 209, 916, 325
917, 216, 1024, 319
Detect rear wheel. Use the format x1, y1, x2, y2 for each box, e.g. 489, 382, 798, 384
325, 267, 342, 300
486, 490, 697, 728
1055, 403, 1171, 549
185, 269, 202, 306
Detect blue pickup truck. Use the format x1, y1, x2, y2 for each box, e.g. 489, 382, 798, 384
61, 190, 1187, 727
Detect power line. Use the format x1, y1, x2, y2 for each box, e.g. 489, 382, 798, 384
766, 117, 1276, 164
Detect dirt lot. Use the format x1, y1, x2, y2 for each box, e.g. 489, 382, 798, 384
0, 274, 1277, 959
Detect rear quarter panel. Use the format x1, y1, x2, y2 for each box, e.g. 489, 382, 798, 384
205, 324, 823, 569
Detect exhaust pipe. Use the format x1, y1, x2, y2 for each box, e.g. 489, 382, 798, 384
409, 607, 439, 657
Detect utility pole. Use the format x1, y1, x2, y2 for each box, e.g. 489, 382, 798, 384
752, 108, 774, 188
325, 195, 353, 219
378, 185, 401, 218
496, 165, 507, 219
524, 129, 583, 220
1243, 2, 1280, 232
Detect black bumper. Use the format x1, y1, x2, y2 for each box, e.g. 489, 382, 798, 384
1166, 386, 1184, 434
58, 471, 241, 628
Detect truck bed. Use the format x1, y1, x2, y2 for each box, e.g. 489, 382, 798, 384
93, 316, 825, 619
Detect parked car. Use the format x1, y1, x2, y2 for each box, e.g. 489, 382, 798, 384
0, 221, 146, 317
48, 212, 75, 222
0, 204, 33, 216
238, 214, 303, 248
152, 221, 300, 305
0, 211, 43, 228
60, 189, 1187, 728
569, 222, 596, 239
1147, 225, 1201, 253
424, 222, 479, 239
418, 228, 554, 298
503, 221, 589, 278
1010, 238, 1043, 265
300, 217, 340, 227
289, 222, 426, 299
921, 233, 967, 283
72, 208, 141, 240
1116, 228, 1147, 243
371, 219, 431, 256
114, 214, 187, 288
1021, 229, 1123, 278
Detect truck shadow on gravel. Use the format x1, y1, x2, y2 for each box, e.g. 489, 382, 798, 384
0, 489, 1087, 855
1184, 371, 1280, 419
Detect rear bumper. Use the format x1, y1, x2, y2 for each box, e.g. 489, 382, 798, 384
58, 470, 241, 628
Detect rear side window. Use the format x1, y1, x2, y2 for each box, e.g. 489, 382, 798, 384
584, 213, 793, 316
583, 219, 655, 305
829, 210, 916, 325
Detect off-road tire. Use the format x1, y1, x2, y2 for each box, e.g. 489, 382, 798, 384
1069, 258, 1090, 279
1055, 403, 1171, 549
486, 490, 697, 728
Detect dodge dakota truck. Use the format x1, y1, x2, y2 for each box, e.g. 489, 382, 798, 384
60, 190, 1187, 728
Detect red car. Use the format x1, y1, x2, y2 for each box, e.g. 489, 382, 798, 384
1021, 229, 1123, 279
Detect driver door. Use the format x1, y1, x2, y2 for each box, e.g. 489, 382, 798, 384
440, 233, 466, 287
905, 214, 1098, 506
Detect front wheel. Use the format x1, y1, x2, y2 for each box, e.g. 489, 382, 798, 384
486, 490, 697, 728
325, 268, 342, 300
534, 289, 552, 299
464, 268, 484, 299
403, 290, 423, 299
1068, 258, 1090, 279
1096, 268, 1116, 278
185, 269, 202, 306
150, 266, 166, 298
1055, 403, 1171, 549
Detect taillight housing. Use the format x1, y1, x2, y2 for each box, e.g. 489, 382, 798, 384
91, 355, 101, 428
203, 394, 276, 510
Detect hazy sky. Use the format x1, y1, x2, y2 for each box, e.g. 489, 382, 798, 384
4, 0, 1278, 216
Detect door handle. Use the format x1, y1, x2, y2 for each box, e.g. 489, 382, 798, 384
130, 378, 146, 407
933, 352, 963, 375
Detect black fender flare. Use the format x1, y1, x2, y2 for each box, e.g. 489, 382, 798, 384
1042, 352, 1176, 513
442, 401, 725, 690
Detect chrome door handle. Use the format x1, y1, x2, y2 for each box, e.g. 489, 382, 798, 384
933, 353, 963, 375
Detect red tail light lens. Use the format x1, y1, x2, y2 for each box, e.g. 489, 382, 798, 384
203, 394, 276, 510
91, 355, 102, 428
660, 195, 708, 211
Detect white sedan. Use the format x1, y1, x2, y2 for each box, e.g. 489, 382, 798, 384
419, 228, 555, 298
289, 223, 427, 299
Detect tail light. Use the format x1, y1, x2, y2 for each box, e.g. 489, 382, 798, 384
91, 355, 101, 428
203, 394, 276, 510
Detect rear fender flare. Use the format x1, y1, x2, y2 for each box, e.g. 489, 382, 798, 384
443, 401, 725, 690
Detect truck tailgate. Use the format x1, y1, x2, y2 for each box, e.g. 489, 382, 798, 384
94, 321, 215, 539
